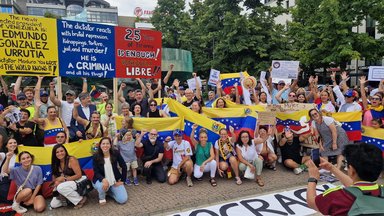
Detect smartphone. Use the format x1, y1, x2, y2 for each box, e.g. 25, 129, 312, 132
311, 148, 320, 167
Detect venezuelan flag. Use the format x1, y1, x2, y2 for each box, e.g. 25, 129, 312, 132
167, 99, 225, 147
333, 112, 362, 141
202, 107, 258, 137
220, 72, 249, 95
17, 139, 99, 182
276, 110, 310, 134
362, 126, 384, 155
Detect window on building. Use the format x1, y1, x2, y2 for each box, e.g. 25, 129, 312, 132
366, 16, 376, 38
286, 0, 289, 8
67, 4, 83, 16
0, 6, 12, 13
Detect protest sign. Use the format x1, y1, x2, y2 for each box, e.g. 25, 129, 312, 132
115, 27, 162, 79
0, 14, 59, 76
267, 103, 316, 113
272, 78, 291, 84
187, 76, 202, 90
271, 60, 300, 80
257, 111, 276, 125
208, 69, 220, 86
57, 20, 115, 78
368, 66, 384, 81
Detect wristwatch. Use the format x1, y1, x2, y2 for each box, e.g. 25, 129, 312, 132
308, 177, 318, 184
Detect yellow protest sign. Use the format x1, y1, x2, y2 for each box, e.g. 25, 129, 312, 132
0, 14, 59, 76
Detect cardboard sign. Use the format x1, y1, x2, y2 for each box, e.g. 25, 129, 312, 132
115, 27, 162, 79
57, 20, 115, 78
187, 76, 202, 90
257, 111, 276, 125
368, 66, 384, 81
271, 60, 300, 80
267, 103, 316, 113
0, 14, 59, 76
208, 69, 220, 86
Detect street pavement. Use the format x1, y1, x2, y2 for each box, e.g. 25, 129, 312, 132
22, 164, 382, 216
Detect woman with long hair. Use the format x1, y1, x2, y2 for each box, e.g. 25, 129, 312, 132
360, 76, 384, 126
92, 137, 128, 205
190, 124, 217, 186
50, 144, 87, 209
214, 127, 242, 185
3, 151, 45, 214
101, 103, 118, 138
235, 130, 264, 186
0, 138, 19, 203
147, 99, 167, 117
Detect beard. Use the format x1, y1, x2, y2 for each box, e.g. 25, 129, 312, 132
149, 137, 157, 143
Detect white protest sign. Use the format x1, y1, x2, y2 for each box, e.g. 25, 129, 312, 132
208, 69, 220, 86
271, 60, 300, 80
4, 108, 21, 124
272, 78, 292, 84
187, 76, 202, 90
368, 66, 384, 81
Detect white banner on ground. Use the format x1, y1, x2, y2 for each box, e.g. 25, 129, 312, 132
208, 69, 220, 86
271, 61, 300, 80
368, 66, 384, 81
187, 76, 203, 90
173, 184, 335, 216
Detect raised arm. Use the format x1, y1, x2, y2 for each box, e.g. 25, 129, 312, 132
163, 64, 174, 85
49, 81, 62, 107
14, 76, 22, 95
136, 78, 146, 96
72, 102, 89, 127
33, 102, 45, 125
216, 80, 223, 97
189, 124, 198, 147
0, 76, 8, 95
134, 130, 147, 148
117, 83, 127, 103
81, 77, 88, 93
34, 76, 43, 105
234, 82, 240, 104
359, 76, 368, 110
193, 73, 202, 100
275, 84, 290, 103
146, 82, 154, 101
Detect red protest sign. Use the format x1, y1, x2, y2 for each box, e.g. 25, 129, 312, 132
115, 27, 162, 79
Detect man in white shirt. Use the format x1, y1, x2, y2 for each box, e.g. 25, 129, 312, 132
164, 130, 194, 187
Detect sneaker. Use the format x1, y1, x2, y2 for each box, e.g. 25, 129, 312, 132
12, 202, 27, 214
300, 164, 308, 172
133, 177, 139, 186
186, 176, 193, 187
146, 178, 152, 185
293, 167, 303, 175
125, 179, 132, 186
99, 199, 106, 206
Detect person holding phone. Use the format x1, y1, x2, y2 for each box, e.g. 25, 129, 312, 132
101, 103, 118, 139
279, 127, 310, 175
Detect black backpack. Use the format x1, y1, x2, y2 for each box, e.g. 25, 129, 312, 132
344, 185, 384, 216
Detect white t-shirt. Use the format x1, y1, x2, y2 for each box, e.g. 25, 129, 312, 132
166, 140, 193, 169
312, 116, 336, 129
61, 101, 74, 126
236, 140, 259, 162
0, 153, 16, 175
104, 157, 116, 186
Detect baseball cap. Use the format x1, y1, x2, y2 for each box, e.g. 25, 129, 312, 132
40, 91, 49, 97
65, 90, 76, 96
168, 93, 176, 99
179, 86, 185, 90
17, 92, 26, 100
344, 89, 357, 98
173, 129, 183, 136
278, 80, 285, 85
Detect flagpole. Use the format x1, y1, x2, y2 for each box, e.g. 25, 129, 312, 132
113, 78, 118, 113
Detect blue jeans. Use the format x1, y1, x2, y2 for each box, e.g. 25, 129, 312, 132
93, 180, 128, 204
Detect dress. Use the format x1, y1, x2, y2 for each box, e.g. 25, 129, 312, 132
313, 116, 349, 157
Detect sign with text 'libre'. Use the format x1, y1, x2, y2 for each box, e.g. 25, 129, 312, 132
115, 27, 162, 79
0, 14, 59, 76
57, 20, 115, 78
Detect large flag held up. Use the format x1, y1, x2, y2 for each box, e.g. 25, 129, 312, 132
220, 72, 249, 96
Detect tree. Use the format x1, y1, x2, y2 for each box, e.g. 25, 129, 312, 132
289, 0, 384, 71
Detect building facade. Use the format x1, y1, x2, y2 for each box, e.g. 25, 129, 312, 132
0, 0, 25, 14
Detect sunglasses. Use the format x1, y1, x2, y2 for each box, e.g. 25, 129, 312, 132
372, 97, 381, 101
149, 133, 158, 136
289, 94, 296, 97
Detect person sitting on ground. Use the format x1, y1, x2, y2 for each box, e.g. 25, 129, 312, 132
279, 127, 310, 175
34, 104, 69, 147
190, 124, 217, 186
114, 129, 140, 186
3, 151, 45, 214
235, 130, 264, 187
92, 137, 128, 205
50, 144, 87, 209
135, 129, 166, 184
306, 143, 383, 216
73, 102, 107, 140
164, 129, 194, 187
214, 127, 242, 185
255, 124, 277, 171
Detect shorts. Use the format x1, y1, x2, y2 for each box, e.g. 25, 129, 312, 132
126, 161, 138, 171
167, 167, 181, 178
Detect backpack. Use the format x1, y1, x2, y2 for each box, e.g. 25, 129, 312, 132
344, 185, 384, 216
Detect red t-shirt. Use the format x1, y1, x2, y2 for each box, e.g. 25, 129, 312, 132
315, 182, 381, 216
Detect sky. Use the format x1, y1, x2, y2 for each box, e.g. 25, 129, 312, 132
106, 0, 192, 17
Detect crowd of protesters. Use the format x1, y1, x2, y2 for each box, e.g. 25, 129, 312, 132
0, 64, 383, 214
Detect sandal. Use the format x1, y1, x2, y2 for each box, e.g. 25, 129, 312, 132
74, 196, 87, 209
256, 178, 264, 187
235, 177, 242, 185
209, 178, 217, 187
